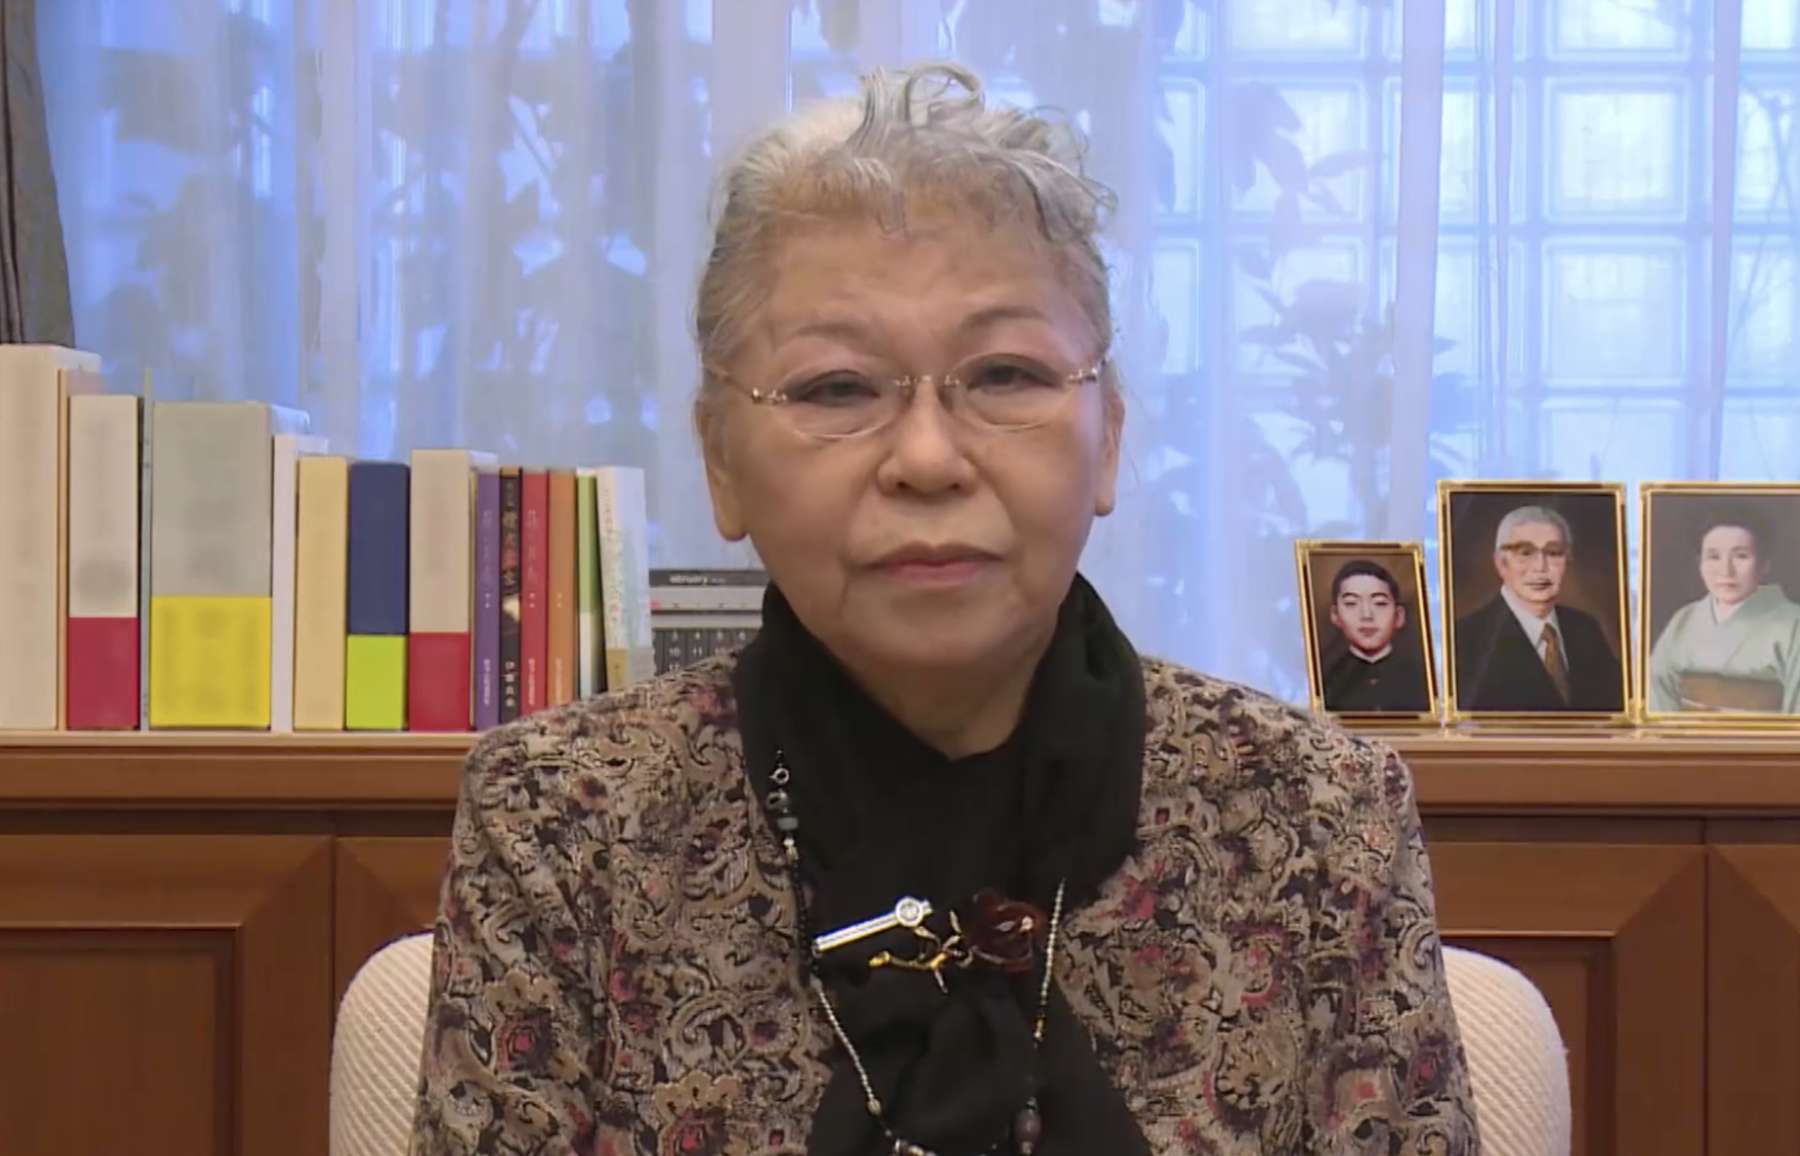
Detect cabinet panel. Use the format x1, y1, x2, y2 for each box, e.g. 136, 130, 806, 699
335, 836, 451, 1003
1430, 841, 1705, 1156
1709, 844, 1800, 1156
0, 835, 331, 1156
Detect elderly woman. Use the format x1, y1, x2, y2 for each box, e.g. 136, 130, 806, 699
1648, 512, 1800, 714
411, 64, 1477, 1156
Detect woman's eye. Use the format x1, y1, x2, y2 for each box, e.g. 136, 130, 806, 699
787, 375, 880, 406
965, 359, 1055, 392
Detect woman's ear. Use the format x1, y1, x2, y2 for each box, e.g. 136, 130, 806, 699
694, 395, 748, 541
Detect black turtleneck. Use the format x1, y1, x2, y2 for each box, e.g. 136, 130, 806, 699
732, 575, 1152, 1156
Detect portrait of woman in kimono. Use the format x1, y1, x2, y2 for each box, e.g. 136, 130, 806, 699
1646, 506, 1800, 716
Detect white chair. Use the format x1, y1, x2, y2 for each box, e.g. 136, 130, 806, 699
331, 933, 436, 1156
330, 934, 1570, 1156
1443, 944, 1572, 1156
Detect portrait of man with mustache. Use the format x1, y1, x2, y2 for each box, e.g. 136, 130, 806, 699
1451, 503, 1625, 714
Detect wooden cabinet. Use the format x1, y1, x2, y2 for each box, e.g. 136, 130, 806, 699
7, 729, 1800, 1155
0, 833, 332, 1156
1428, 838, 1706, 1156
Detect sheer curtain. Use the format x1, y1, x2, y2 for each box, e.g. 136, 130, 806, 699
37, 0, 1800, 698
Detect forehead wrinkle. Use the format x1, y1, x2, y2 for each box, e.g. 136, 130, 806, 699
749, 217, 1087, 355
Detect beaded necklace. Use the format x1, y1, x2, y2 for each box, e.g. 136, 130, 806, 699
762, 747, 1065, 1156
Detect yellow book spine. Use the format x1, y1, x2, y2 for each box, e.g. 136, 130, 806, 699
294, 456, 349, 730
344, 634, 407, 731
148, 596, 272, 728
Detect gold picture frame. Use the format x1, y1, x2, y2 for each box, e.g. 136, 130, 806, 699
1639, 481, 1800, 728
1295, 539, 1439, 725
1438, 480, 1632, 724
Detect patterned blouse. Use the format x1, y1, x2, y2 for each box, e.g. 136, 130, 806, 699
410, 655, 1480, 1155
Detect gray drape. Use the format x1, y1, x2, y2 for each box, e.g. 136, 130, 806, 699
0, 0, 71, 345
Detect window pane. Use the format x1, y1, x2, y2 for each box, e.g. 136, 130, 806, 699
1730, 244, 1799, 382
1379, 239, 1528, 386
1154, 240, 1204, 376
1162, 81, 1203, 216
1545, 246, 1686, 383
1539, 402, 1684, 480
1228, 0, 1362, 56
1232, 86, 1365, 218
1163, 0, 1207, 58
1736, 86, 1798, 217
1549, 88, 1686, 219
1553, 0, 1690, 54
1387, 82, 1529, 225
1249, 408, 1358, 529
1744, 0, 1800, 52
1723, 398, 1800, 477
1232, 244, 1365, 377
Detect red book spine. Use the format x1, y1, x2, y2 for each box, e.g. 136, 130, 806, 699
66, 616, 139, 730
407, 632, 471, 732
520, 470, 548, 716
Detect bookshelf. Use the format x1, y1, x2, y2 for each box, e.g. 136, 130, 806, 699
3, 730, 1798, 1156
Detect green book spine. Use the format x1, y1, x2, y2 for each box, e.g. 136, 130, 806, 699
344, 634, 407, 730
576, 474, 600, 698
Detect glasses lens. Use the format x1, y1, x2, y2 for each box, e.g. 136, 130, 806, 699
956, 355, 1076, 430
778, 372, 901, 438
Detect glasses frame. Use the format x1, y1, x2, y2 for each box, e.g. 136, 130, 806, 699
705, 353, 1110, 441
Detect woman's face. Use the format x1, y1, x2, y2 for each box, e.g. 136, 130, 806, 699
1699, 524, 1766, 606
697, 214, 1122, 683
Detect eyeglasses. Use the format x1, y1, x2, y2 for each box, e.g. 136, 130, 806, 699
1499, 543, 1569, 562
708, 352, 1108, 441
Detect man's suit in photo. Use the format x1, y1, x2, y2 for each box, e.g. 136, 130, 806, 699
1453, 595, 1623, 712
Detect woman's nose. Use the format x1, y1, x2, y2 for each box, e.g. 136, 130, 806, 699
876, 379, 976, 495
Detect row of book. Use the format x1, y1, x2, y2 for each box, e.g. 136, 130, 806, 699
0, 345, 662, 732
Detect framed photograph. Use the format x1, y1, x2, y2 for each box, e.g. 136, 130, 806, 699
1640, 483, 1800, 724
1438, 481, 1631, 722
1295, 540, 1438, 723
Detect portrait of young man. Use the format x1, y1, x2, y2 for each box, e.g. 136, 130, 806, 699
1298, 543, 1436, 718
1442, 486, 1629, 717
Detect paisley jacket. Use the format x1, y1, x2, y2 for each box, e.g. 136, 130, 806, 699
410, 655, 1480, 1155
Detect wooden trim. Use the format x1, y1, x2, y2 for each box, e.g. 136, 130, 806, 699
0, 739, 465, 810
11, 728, 1800, 813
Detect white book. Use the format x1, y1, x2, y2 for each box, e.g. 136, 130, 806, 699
408, 449, 494, 634
67, 395, 142, 618
150, 402, 274, 598
137, 370, 154, 728
270, 433, 329, 732
575, 467, 600, 699
595, 466, 655, 689
0, 346, 101, 728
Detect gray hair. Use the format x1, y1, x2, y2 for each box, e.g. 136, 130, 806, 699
1494, 505, 1574, 552
693, 62, 1118, 390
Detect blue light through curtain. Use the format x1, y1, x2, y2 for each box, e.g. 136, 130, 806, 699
37, 0, 1800, 700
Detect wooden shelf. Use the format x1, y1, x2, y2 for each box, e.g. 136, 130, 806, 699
5, 725, 1800, 814
0, 732, 468, 810
1377, 727, 1800, 816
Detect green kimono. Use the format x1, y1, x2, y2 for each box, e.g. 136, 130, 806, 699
1647, 584, 1800, 714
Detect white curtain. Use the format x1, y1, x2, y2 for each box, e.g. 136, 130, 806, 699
38, 0, 1800, 699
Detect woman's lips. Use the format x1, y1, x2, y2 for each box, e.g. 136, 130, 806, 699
878, 557, 992, 586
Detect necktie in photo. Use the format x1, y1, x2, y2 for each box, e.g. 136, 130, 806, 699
1540, 624, 1571, 703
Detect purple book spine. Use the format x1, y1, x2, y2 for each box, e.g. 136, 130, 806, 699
473, 471, 501, 731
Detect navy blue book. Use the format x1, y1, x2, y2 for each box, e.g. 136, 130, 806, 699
347, 461, 410, 637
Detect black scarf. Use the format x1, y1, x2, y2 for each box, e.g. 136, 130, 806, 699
733, 575, 1152, 1156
